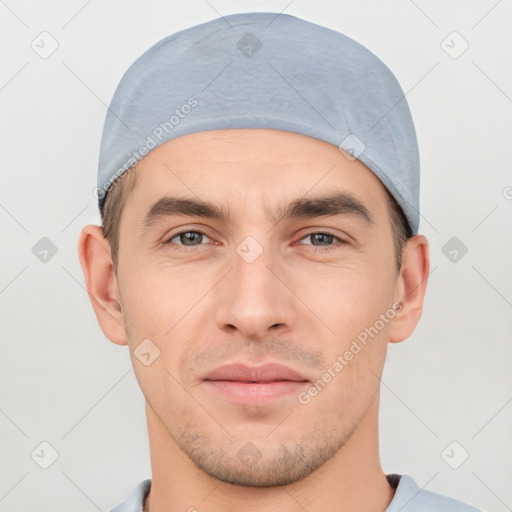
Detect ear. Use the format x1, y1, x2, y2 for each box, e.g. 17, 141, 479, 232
389, 234, 430, 344
77, 224, 127, 345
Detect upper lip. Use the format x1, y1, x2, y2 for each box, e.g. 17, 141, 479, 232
203, 363, 309, 383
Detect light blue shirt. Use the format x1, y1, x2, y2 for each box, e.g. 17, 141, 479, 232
111, 474, 482, 511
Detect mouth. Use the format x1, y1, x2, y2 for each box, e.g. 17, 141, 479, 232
202, 362, 310, 405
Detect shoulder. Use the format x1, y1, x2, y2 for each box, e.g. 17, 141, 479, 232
110, 479, 152, 512
386, 474, 482, 512
111, 475, 482, 512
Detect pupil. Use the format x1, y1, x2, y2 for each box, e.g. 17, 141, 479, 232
313, 233, 332, 245
182, 232, 201, 245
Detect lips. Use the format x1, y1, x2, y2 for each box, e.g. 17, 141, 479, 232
202, 363, 310, 405
203, 363, 309, 383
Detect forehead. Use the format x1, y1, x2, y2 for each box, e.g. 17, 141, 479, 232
122, 128, 389, 223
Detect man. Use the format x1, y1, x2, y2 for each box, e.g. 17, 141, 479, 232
78, 12, 481, 512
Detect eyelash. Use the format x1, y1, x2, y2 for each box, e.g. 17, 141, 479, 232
163, 229, 347, 252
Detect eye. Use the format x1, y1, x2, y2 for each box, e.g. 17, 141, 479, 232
298, 231, 347, 250
165, 229, 213, 247
163, 229, 347, 251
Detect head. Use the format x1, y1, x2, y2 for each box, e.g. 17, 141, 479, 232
78, 127, 429, 486
80, 10, 428, 489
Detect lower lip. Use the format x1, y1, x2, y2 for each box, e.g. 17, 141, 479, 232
203, 380, 309, 405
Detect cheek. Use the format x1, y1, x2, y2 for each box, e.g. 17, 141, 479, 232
293, 259, 395, 395
121, 262, 187, 326
292, 258, 395, 337
120, 260, 221, 367
121, 265, 199, 408
121, 276, 168, 339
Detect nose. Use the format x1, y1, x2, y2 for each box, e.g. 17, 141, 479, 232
214, 241, 298, 340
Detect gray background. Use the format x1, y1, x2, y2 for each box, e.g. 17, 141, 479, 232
1, 0, 511, 510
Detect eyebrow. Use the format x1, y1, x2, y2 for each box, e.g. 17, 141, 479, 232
140, 192, 372, 232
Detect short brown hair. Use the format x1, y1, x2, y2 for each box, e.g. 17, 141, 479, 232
385, 188, 413, 271
101, 166, 140, 274
101, 169, 411, 274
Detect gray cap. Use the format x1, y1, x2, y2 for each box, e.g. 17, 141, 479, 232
97, 12, 420, 234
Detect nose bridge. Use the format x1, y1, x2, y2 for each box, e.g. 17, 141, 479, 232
215, 235, 296, 338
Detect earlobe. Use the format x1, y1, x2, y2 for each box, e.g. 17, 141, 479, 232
389, 234, 430, 344
77, 224, 128, 346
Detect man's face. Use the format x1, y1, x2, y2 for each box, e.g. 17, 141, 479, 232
114, 128, 403, 486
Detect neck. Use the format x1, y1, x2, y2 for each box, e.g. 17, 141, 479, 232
143, 394, 395, 512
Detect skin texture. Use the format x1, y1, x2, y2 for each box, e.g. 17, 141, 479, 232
78, 128, 429, 512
